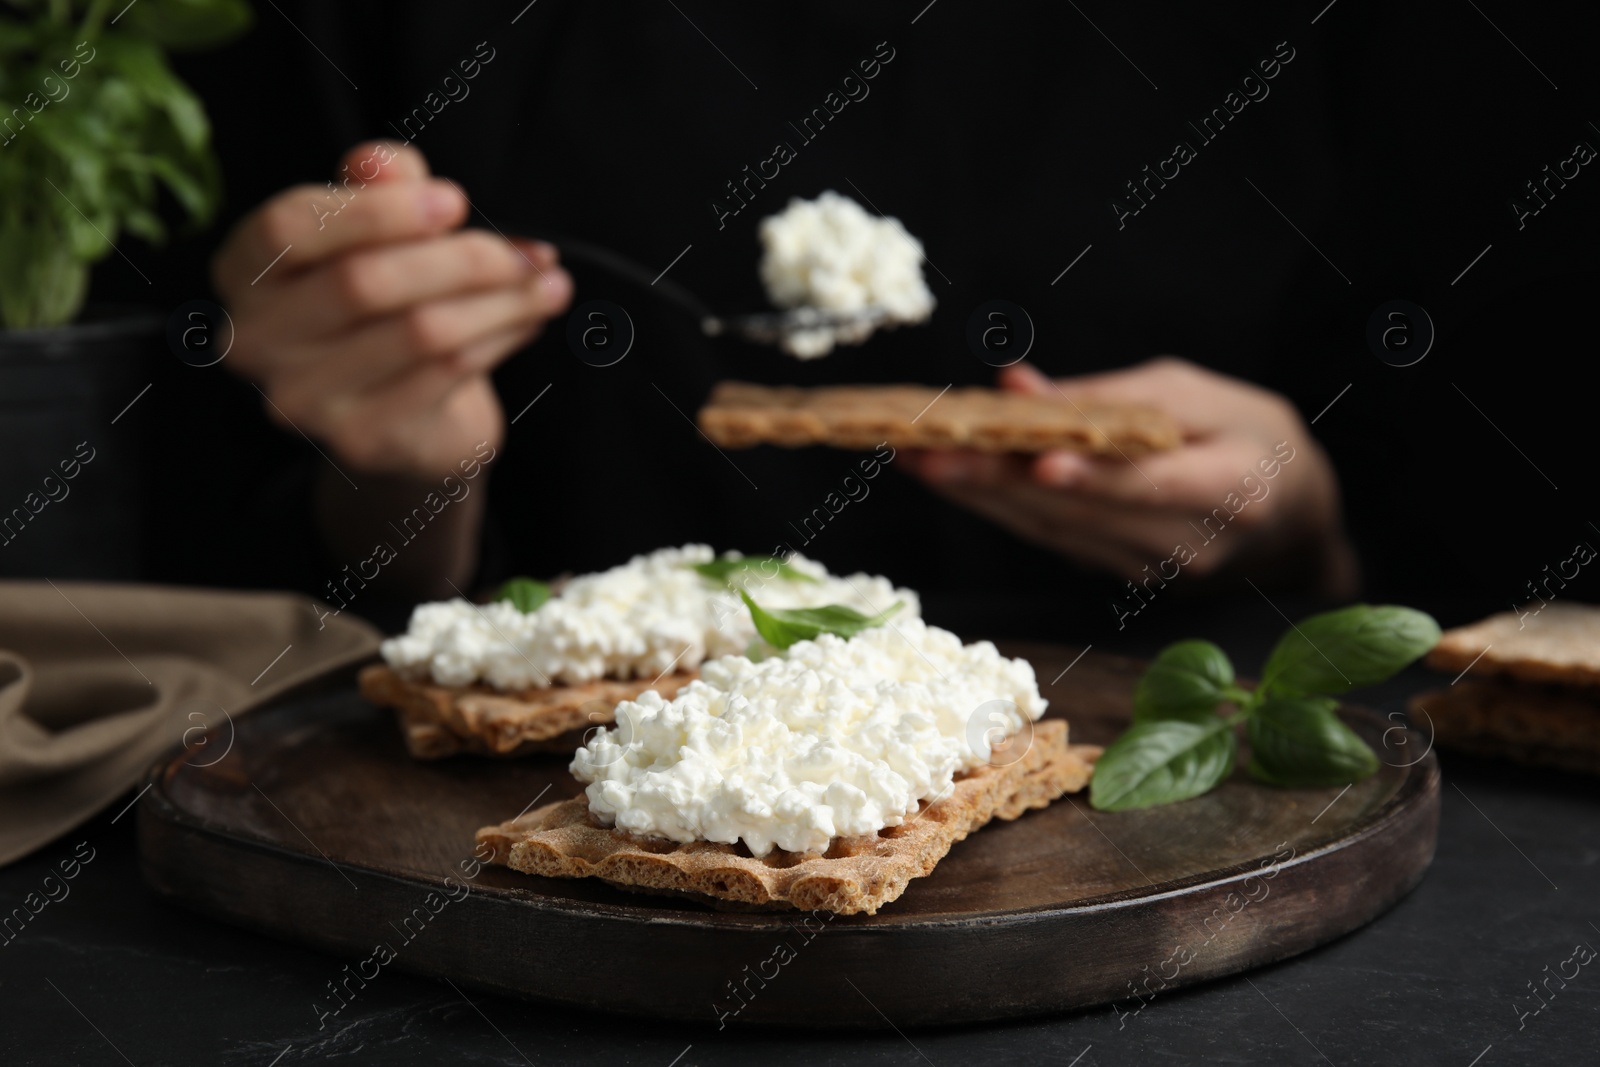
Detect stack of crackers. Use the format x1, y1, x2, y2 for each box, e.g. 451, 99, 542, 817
1410, 603, 1600, 774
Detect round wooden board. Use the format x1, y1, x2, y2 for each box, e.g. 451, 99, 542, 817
137, 645, 1439, 1029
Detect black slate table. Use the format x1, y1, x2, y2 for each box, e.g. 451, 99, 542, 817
2, 594, 1596, 1066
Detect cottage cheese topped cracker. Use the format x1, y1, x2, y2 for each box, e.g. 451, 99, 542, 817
379, 545, 918, 690
571, 619, 1046, 856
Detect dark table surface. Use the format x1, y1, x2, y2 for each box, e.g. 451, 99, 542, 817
3, 594, 1597, 1066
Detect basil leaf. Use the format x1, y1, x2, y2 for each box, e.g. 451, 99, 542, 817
493, 577, 550, 614
118, 0, 255, 52
1089, 720, 1238, 812
1247, 696, 1378, 787
739, 590, 902, 650
1259, 604, 1441, 698
1132, 640, 1235, 725
692, 554, 817, 585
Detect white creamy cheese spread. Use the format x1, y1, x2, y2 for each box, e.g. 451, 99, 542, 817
379, 545, 919, 690
571, 619, 1046, 856
759, 191, 936, 358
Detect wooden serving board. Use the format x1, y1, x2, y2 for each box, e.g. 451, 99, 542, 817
137, 645, 1438, 1029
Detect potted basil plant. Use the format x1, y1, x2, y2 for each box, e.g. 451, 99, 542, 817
0, 0, 248, 577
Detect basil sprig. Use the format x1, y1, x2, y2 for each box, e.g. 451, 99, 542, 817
692, 553, 817, 585
493, 576, 551, 613
1090, 604, 1439, 812
739, 590, 902, 650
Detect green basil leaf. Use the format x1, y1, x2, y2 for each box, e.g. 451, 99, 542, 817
117, 0, 255, 52
739, 590, 902, 650
140, 151, 217, 224
493, 577, 550, 614
1089, 720, 1238, 812
692, 554, 817, 585
1247, 696, 1379, 788
1259, 604, 1441, 698
121, 204, 166, 243
1132, 639, 1235, 725
98, 38, 210, 152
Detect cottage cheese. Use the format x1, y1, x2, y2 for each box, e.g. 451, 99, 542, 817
379, 545, 919, 690
759, 191, 936, 358
571, 619, 1046, 856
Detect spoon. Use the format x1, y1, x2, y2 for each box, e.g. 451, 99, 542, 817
700, 305, 892, 346
550, 237, 889, 351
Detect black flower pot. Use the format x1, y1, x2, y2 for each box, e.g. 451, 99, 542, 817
0, 306, 159, 579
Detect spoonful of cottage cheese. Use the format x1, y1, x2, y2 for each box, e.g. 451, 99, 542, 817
702, 191, 936, 358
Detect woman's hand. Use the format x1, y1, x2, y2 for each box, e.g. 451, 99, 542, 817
212, 141, 573, 598
898, 358, 1358, 597
212, 141, 572, 480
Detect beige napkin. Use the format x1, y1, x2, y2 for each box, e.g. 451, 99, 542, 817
0, 581, 380, 866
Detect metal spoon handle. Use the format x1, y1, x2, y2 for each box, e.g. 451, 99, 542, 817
702, 306, 891, 345
538, 238, 890, 349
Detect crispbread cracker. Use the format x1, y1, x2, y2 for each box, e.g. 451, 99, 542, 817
1427, 603, 1600, 688
359, 664, 698, 759
1409, 680, 1600, 775
392, 703, 588, 759
696, 381, 1180, 455
476, 720, 1099, 914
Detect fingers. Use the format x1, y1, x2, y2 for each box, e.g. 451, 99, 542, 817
1031, 450, 1095, 486
910, 360, 1328, 582
901, 445, 1146, 504
898, 448, 1031, 485
250, 231, 559, 342
215, 178, 468, 298
1001, 358, 1201, 432
277, 269, 572, 398
1017, 356, 1294, 437
210, 141, 576, 482
905, 432, 1285, 514
901, 445, 1102, 497
1031, 357, 1195, 405
447, 321, 548, 375
215, 141, 446, 297
986, 357, 1304, 507
998, 361, 1055, 396
338, 141, 430, 185
1031, 437, 1278, 509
